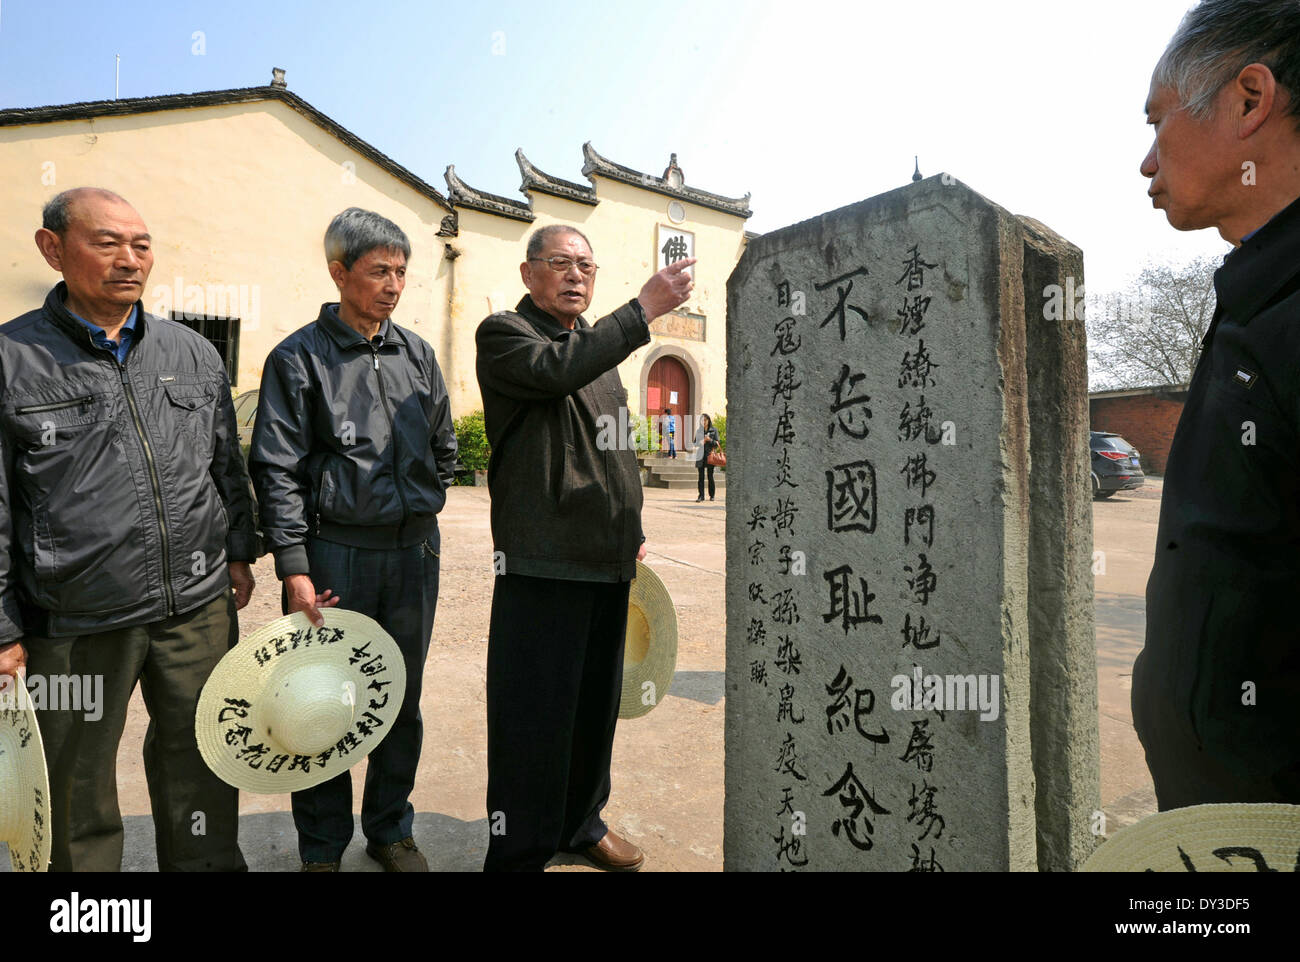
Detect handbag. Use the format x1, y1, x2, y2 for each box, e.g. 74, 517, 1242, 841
707, 448, 727, 467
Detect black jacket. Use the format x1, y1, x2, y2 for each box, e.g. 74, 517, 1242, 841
476, 295, 649, 582
250, 304, 457, 578
0, 283, 258, 641
1133, 193, 1300, 801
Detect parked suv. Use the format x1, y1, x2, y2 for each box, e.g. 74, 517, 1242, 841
1091, 430, 1145, 499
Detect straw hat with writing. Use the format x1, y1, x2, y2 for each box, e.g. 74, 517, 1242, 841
0, 676, 51, 872
620, 561, 678, 720
1082, 802, 1300, 872
196, 610, 406, 795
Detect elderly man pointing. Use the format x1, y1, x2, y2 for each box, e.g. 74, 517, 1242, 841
477, 224, 693, 871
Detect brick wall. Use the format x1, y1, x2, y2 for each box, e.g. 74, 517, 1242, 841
1089, 395, 1185, 475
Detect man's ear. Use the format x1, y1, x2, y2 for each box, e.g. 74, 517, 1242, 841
1236, 62, 1277, 139
519, 260, 531, 289
34, 228, 63, 271
327, 260, 348, 290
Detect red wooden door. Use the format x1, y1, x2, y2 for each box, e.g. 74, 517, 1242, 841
647, 356, 690, 447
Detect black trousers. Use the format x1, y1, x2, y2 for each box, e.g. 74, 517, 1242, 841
287, 536, 438, 863
697, 460, 715, 498
483, 573, 631, 871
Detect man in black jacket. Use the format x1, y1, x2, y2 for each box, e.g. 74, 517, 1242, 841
0, 187, 259, 871
1133, 0, 1300, 808
250, 208, 457, 871
477, 224, 693, 871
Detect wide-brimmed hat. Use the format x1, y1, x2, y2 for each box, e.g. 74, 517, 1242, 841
196, 610, 406, 794
0, 675, 51, 872
620, 561, 678, 719
1083, 802, 1300, 871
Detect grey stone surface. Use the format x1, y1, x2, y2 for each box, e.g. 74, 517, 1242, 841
1018, 216, 1101, 871
723, 176, 1097, 871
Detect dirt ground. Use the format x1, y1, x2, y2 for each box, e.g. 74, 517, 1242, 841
109, 482, 1160, 870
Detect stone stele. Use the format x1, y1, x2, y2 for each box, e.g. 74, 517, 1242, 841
723, 175, 1098, 871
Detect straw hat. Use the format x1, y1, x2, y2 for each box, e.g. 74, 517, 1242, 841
620, 561, 678, 720
0, 675, 51, 872
1083, 803, 1300, 872
196, 610, 406, 794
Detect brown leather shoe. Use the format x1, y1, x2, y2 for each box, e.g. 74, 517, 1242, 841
365, 837, 429, 872
580, 830, 645, 872
300, 861, 340, 872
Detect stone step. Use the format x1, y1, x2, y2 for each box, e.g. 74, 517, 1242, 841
650, 466, 712, 478
646, 476, 727, 490
644, 462, 728, 475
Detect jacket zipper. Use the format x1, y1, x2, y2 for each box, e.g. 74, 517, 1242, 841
315, 470, 330, 535
16, 395, 93, 415
371, 346, 410, 526
120, 363, 176, 616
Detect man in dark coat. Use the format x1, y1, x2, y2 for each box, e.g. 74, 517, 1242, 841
250, 208, 457, 871
1132, 0, 1300, 808
0, 187, 258, 870
476, 224, 693, 871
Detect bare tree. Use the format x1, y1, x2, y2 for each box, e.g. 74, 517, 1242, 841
1088, 255, 1220, 389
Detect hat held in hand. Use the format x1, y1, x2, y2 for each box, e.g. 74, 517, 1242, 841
196, 610, 406, 794
1083, 802, 1300, 871
0, 675, 51, 872
620, 561, 678, 719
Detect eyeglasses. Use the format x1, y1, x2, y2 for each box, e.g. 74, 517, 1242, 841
529, 256, 599, 276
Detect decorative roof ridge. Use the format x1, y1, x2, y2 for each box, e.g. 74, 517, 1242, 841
515, 149, 598, 206
0, 82, 453, 213
444, 165, 535, 222
580, 142, 752, 218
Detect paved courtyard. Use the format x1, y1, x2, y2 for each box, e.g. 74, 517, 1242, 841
111, 483, 1160, 870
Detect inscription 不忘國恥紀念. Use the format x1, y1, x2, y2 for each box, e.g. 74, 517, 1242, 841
821, 564, 883, 634
815, 267, 870, 341
826, 459, 876, 534
823, 761, 890, 852
829, 364, 872, 440
824, 664, 889, 745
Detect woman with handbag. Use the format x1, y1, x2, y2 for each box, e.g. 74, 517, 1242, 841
693, 412, 722, 502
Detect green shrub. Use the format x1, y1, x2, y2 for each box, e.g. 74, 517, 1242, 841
453, 410, 490, 484
713, 414, 726, 453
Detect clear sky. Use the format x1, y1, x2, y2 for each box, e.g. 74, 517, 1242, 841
1, 0, 1230, 302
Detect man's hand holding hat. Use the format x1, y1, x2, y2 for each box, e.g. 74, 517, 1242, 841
0, 641, 25, 681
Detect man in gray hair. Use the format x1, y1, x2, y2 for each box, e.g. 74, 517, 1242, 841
250, 207, 458, 870
0, 187, 258, 870
1132, 0, 1300, 809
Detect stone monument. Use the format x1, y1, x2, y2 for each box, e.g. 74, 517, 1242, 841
723, 175, 1097, 871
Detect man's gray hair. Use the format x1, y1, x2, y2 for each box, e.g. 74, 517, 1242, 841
41, 187, 128, 234
324, 207, 411, 269
526, 224, 592, 261
1153, 0, 1300, 123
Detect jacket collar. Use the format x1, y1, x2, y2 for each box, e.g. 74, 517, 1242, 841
316, 302, 406, 351
43, 281, 149, 354
515, 294, 589, 338
1215, 192, 1300, 325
